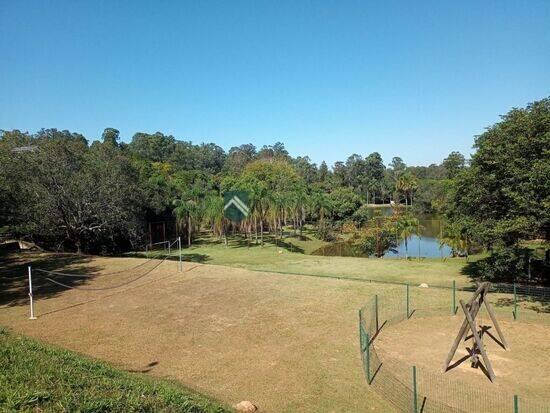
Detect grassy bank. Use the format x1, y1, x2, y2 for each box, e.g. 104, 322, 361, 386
0, 328, 230, 413
137, 230, 479, 288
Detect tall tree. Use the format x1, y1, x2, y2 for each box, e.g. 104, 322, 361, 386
447, 98, 550, 281
224, 144, 257, 174
318, 161, 329, 182
448, 98, 550, 248
442, 151, 466, 179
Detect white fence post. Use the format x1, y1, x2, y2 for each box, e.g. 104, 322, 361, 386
28, 266, 37, 320
178, 236, 182, 272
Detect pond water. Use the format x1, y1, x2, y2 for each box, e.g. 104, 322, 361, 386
313, 206, 453, 259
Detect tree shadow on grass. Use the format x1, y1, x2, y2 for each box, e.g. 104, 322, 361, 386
207, 233, 307, 254
179, 253, 210, 263
0, 251, 105, 308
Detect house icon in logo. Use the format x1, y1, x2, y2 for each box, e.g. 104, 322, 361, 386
223, 191, 250, 222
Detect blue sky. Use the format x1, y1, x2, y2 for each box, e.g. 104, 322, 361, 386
1, 1, 549, 167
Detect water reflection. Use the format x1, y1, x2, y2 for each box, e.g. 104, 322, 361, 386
312, 208, 452, 258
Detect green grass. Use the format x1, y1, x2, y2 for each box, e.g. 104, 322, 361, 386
0, 328, 231, 413
136, 228, 481, 289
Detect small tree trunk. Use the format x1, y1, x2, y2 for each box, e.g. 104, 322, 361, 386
188, 215, 192, 247
260, 219, 264, 246
255, 216, 258, 244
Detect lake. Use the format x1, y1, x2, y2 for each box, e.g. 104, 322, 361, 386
312, 206, 453, 259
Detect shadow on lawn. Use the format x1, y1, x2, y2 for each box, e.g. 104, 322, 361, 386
0, 251, 104, 308
179, 253, 210, 263
460, 258, 550, 313
225, 234, 306, 254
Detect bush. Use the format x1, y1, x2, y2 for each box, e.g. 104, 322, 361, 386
316, 222, 336, 242
470, 246, 549, 284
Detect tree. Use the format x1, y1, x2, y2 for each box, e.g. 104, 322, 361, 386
318, 161, 329, 182
389, 156, 406, 172
0, 130, 33, 234
364, 152, 386, 203
257, 142, 290, 161
442, 151, 466, 179
396, 172, 419, 206
293, 156, 318, 184
345, 154, 366, 191
332, 161, 347, 186
101, 128, 120, 146
202, 193, 225, 239
129, 132, 176, 162
439, 221, 468, 258
173, 188, 203, 247
328, 187, 362, 221
395, 214, 419, 258
447, 98, 550, 281
224, 144, 256, 174
14, 131, 142, 253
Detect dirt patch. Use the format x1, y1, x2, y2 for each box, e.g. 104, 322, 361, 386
376, 313, 550, 408
0, 253, 396, 412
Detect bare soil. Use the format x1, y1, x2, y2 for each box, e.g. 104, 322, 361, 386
376, 313, 550, 406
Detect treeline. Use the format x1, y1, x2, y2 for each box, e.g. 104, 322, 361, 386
1, 97, 548, 283
0, 127, 456, 254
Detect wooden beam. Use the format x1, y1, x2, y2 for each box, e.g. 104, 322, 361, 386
466, 301, 481, 367
442, 285, 485, 371
460, 300, 495, 381
483, 298, 509, 349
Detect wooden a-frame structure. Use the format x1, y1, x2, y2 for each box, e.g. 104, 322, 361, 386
442, 282, 508, 382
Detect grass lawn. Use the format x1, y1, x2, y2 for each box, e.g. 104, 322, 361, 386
0, 328, 230, 412
145, 229, 480, 289
0, 253, 397, 412
0, 252, 546, 412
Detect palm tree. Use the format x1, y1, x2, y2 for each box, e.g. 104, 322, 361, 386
440, 222, 468, 259
396, 172, 419, 206
310, 191, 332, 227
246, 182, 270, 246
396, 214, 419, 258
173, 189, 202, 247
202, 193, 225, 242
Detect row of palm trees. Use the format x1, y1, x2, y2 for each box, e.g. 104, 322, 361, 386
173, 186, 314, 247
172, 180, 467, 257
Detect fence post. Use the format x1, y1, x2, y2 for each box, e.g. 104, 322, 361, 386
513, 284, 518, 320
375, 295, 379, 333
406, 284, 410, 319
514, 395, 519, 413
417, 222, 421, 260
452, 280, 456, 315
365, 331, 371, 383
412, 365, 418, 413
28, 266, 37, 320
178, 236, 183, 272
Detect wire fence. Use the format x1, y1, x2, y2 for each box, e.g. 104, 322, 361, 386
27, 239, 182, 318
359, 283, 550, 413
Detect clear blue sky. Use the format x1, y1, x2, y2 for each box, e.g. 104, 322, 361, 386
1, 1, 549, 167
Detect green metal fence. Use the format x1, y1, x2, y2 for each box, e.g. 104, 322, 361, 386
359, 283, 550, 413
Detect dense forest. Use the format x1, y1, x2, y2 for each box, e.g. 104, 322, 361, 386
1, 98, 548, 283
